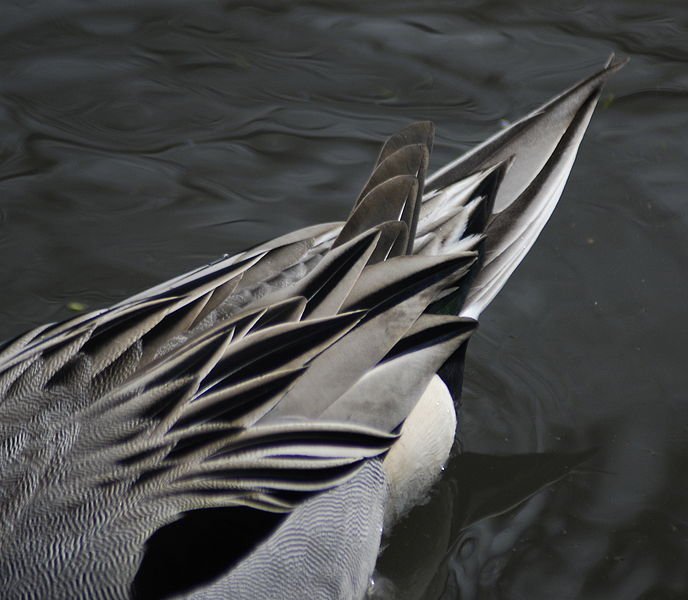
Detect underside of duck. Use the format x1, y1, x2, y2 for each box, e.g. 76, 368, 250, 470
0, 57, 624, 600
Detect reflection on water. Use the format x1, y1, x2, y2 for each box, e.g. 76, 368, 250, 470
1, 1, 687, 598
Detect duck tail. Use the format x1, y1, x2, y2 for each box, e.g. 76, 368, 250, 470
416, 55, 627, 320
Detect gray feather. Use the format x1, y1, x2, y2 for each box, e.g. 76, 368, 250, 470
0, 59, 623, 600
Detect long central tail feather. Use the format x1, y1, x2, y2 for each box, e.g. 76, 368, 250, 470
422, 56, 627, 318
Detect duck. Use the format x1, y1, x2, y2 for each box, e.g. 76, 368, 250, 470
0, 56, 624, 600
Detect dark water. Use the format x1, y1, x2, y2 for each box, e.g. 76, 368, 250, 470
1, 2, 687, 598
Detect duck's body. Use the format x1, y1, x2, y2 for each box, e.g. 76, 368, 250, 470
0, 59, 623, 599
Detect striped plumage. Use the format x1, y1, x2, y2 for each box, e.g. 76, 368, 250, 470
0, 58, 623, 599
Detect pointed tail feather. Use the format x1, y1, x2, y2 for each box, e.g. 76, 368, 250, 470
420, 56, 627, 319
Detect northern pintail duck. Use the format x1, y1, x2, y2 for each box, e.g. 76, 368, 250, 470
0, 57, 624, 599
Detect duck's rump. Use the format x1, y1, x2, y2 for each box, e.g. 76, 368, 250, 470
0, 58, 624, 600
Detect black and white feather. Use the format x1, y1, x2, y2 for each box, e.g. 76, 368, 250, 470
0, 58, 624, 600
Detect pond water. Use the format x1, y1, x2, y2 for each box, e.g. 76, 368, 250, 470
1, 1, 687, 599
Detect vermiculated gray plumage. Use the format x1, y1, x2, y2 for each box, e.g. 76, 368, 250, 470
0, 58, 624, 599
185, 460, 387, 600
